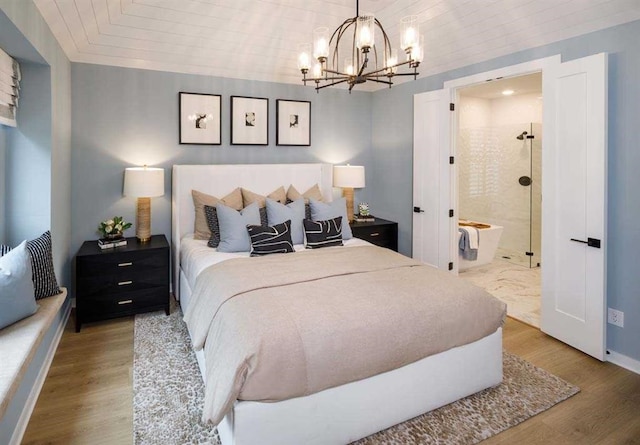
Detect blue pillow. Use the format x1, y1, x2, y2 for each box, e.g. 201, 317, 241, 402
266, 198, 305, 245
309, 198, 353, 240
216, 202, 261, 253
0, 241, 38, 329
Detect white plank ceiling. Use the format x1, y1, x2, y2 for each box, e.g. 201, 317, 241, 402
34, 0, 640, 89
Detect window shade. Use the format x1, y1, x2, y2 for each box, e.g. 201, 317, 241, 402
0, 48, 21, 127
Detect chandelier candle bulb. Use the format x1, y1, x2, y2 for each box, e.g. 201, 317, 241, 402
410, 34, 424, 66
401, 15, 419, 52
297, 44, 311, 72
345, 58, 355, 76
356, 14, 375, 50
313, 27, 329, 61
386, 49, 398, 75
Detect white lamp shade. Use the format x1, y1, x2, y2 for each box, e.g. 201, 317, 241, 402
333, 165, 365, 188
123, 167, 165, 198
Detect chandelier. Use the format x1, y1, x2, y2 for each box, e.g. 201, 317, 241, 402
297, 1, 423, 92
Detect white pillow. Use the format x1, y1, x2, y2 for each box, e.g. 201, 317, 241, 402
0, 241, 38, 329
309, 197, 353, 240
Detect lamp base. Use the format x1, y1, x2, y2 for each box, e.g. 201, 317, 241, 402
136, 197, 152, 243
342, 187, 355, 223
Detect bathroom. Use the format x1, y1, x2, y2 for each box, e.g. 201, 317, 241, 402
456, 73, 542, 327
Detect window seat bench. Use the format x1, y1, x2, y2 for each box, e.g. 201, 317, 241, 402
0, 288, 70, 445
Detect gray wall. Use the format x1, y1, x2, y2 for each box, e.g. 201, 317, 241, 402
370, 19, 640, 362
6, 62, 52, 243
70, 64, 373, 258
0, 1, 72, 286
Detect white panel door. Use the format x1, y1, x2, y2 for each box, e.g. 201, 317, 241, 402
413, 89, 452, 270
541, 53, 607, 360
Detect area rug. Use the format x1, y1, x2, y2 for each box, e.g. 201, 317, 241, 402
133, 305, 579, 445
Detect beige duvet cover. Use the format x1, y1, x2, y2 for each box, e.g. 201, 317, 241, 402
183, 245, 506, 425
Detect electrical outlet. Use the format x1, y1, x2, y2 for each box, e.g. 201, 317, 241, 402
608, 308, 624, 327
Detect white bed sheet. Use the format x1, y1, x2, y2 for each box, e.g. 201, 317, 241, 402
180, 234, 372, 292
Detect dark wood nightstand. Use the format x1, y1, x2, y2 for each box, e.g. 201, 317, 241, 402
350, 217, 398, 252
75, 234, 169, 332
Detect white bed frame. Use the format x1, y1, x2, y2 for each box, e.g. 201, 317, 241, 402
171, 164, 503, 445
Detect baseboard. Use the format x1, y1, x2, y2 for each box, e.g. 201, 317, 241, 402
9, 301, 71, 445
607, 350, 640, 375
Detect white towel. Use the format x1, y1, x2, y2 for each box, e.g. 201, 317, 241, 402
467, 227, 479, 249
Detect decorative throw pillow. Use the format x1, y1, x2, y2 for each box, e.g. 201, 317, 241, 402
203, 205, 222, 248
286, 199, 312, 221
0, 245, 11, 256
266, 198, 305, 245
247, 220, 295, 256
303, 217, 344, 249
26, 231, 61, 299
286, 184, 324, 204
216, 202, 262, 253
205, 204, 268, 249
241, 187, 287, 208
309, 198, 353, 240
192, 188, 244, 240
0, 241, 38, 329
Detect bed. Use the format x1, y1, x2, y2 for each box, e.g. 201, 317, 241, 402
172, 163, 506, 445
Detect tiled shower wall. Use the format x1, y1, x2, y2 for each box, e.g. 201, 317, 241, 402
458, 93, 542, 267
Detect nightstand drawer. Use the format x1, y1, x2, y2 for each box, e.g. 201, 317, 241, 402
77, 250, 167, 277
77, 271, 167, 297
350, 218, 398, 252
80, 287, 167, 319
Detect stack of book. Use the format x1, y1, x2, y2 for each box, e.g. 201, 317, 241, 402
353, 214, 375, 223
98, 237, 127, 250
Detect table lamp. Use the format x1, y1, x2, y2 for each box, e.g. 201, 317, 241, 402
123, 166, 164, 242
333, 165, 365, 223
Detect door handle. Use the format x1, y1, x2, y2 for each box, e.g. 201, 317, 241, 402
413, 206, 425, 213
570, 238, 601, 248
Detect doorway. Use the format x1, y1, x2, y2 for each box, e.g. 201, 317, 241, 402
412, 53, 607, 360
455, 73, 542, 327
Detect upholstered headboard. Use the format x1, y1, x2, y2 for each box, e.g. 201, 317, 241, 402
171, 163, 333, 297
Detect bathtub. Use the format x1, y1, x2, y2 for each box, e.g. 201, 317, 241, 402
457, 222, 504, 271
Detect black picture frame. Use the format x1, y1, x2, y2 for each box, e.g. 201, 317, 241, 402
179, 92, 222, 145
276, 99, 311, 146
230, 96, 269, 145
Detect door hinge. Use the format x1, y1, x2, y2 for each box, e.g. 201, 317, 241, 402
449, 103, 455, 111
449, 209, 454, 217
449, 156, 455, 164
448, 262, 453, 271
525, 251, 534, 256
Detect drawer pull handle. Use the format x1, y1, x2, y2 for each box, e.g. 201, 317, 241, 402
118, 280, 133, 286
118, 262, 133, 267
118, 299, 133, 305
370, 232, 380, 237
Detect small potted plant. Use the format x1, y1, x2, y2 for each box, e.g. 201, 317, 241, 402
98, 216, 132, 240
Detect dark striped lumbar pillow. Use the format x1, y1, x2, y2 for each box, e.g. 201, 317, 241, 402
26, 231, 61, 299
0, 245, 11, 256
303, 216, 343, 249
247, 220, 295, 257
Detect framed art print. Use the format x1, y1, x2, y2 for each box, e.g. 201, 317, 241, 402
179, 92, 221, 145
276, 100, 311, 146
230, 96, 269, 145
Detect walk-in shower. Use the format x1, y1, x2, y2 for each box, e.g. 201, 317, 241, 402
458, 122, 542, 268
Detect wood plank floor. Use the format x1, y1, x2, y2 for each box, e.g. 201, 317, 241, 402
22, 311, 640, 444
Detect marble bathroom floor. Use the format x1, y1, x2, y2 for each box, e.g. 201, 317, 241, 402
459, 258, 541, 328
